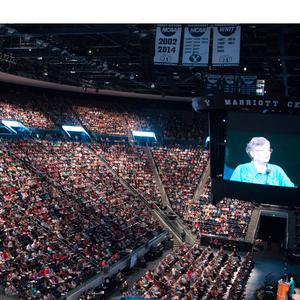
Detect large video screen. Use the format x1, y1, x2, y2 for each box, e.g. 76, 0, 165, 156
223, 112, 300, 189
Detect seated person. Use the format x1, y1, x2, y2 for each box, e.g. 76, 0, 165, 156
230, 137, 295, 187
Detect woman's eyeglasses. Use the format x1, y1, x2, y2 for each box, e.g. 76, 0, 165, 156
254, 148, 273, 153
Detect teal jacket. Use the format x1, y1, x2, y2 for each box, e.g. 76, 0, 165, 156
230, 161, 295, 188
289, 279, 295, 295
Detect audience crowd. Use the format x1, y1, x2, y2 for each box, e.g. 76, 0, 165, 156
93, 142, 162, 205
152, 149, 254, 240
0, 91, 206, 142
152, 145, 208, 211
126, 243, 254, 299
74, 104, 206, 141
42, 97, 81, 127
0, 138, 163, 298
199, 199, 255, 240
0, 99, 53, 129
74, 105, 129, 136
180, 180, 255, 240
123, 110, 153, 132
0, 202, 98, 300
152, 112, 206, 141
0, 91, 257, 299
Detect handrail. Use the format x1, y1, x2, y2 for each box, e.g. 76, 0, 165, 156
251, 208, 262, 243
200, 232, 249, 243
63, 231, 168, 300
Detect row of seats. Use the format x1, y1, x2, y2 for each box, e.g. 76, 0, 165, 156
152, 146, 208, 210
126, 243, 254, 299
198, 181, 255, 240
0, 139, 163, 299
93, 143, 162, 205
152, 147, 254, 240
0, 203, 98, 299
2, 137, 255, 242
0, 92, 205, 140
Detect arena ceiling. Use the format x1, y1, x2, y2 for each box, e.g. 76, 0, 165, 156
0, 24, 300, 98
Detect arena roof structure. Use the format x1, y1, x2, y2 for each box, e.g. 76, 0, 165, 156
0, 24, 300, 97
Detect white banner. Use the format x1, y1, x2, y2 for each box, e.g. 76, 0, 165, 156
182, 25, 210, 66
154, 25, 182, 65
212, 25, 241, 66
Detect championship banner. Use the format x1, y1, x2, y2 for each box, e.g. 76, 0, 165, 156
205, 74, 222, 96
154, 25, 182, 65
239, 75, 257, 95
223, 75, 238, 94
212, 25, 241, 66
182, 25, 210, 66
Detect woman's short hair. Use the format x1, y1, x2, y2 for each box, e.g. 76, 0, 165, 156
246, 137, 270, 159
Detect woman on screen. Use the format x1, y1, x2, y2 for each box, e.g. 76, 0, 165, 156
230, 137, 295, 187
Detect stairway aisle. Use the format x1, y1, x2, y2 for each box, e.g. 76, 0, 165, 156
192, 158, 210, 202
144, 146, 170, 209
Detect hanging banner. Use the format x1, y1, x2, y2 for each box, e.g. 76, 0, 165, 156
223, 75, 238, 94
212, 25, 241, 66
154, 25, 182, 65
239, 75, 257, 95
182, 25, 210, 66
205, 74, 222, 96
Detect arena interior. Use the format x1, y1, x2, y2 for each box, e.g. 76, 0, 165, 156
0, 24, 299, 300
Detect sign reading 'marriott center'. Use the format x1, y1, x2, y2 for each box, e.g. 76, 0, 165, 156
224, 98, 300, 108
198, 98, 300, 110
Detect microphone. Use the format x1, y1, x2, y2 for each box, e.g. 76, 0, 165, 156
265, 168, 271, 184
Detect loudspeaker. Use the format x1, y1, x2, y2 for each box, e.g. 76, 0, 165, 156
192, 97, 202, 112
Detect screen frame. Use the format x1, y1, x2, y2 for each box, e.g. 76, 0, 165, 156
209, 110, 300, 206
224, 111, 298, 188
